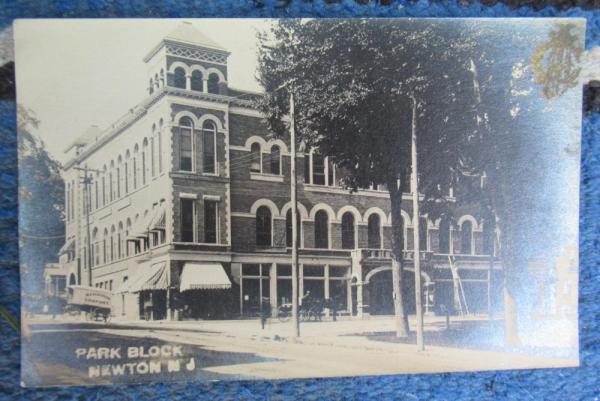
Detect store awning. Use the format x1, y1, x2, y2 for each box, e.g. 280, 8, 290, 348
180, 263, 232, 292
127, 216, 150, 240
127, 204, 166, 240
148, 205, 166, 231
58, 238, 75, 255
116, 261, 168, 293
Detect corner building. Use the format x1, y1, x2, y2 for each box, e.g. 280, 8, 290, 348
57, 24, 501, 321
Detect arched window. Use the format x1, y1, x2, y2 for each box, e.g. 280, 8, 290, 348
132, 146, 138, 190
109, 161, 114, 202
125, 219, 132, 257
142, 138, 148, 185
116, 156, 122, 199
461, 220, 473, 255
158, 119, 164, 173
256, 206, 272, 246
91, 228, 98, 267
66, 183, 70, 221
103, 228, 108, 264
124, 151, 130, 194
483, 220, 494, 256
250, 143, 261, 173
367, 214, 381, 249
314, 210, 329, 249
202, 121, 216, 174
341, 212, 355, 250
94, 176, 99, 210
270, 145, 281, 175
191, 70, 203, 91
173, 67, 186, 89
286, 210, 301, 248
151, 126, 156, 177
117, 222, 123, 259
110, 226, 116, 262
102, 166, 107, 206
419, 217, 428, 251
179, 117, 193, 171
439, 218, 451, 254
207, 73, 220, 94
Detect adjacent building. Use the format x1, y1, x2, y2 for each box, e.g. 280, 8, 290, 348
49, 23, 501, 321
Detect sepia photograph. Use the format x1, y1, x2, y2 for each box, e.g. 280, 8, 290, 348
14, 18, 584, 387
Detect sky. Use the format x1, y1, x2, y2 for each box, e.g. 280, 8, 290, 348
14, 19, 273, 163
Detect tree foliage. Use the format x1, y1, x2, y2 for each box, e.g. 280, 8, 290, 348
256, 19, 489, 335
18, 105, 65, 297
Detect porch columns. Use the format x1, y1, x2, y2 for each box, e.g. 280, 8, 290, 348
346, 277, 352, 314
270, 263, 278, 318
299, 264, 304, 305
356, 281, 365, 318
324, 264, 330, 317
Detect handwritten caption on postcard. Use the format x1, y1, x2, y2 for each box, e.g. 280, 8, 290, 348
75, 345, 196, 378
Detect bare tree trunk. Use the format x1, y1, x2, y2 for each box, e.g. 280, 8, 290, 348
389, 182, 409, 338
500, 219, 522, 347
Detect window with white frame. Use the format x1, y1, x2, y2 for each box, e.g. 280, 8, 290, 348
202, 121, 217, 174
460, 220, 473, 255
256, 206, 272, 247
250, 142, 262, 173
270, 145, 281, 175
367, 214, 382, 249
204, 199, 218, 243
305, 152, 336, 186
314, 210, 329, 249
341, 212, 356, 250
179, 118, 193, 172
180, 198, 195, 242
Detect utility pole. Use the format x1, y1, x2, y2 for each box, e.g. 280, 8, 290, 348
75, 166, 99, 288
410, 94, 425, 351
290, 92, 300, 338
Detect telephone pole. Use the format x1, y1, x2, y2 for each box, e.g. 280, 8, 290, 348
75, 166, 100, 288
410, 94, 425, 351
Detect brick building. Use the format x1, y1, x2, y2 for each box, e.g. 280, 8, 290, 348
51, 23, 501, 321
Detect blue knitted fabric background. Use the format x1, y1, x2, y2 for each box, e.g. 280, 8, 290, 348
0, 1, 598, 400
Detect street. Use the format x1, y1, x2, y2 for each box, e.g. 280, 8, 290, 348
21, 315, 579, 386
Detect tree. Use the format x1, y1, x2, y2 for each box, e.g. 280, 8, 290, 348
256, 19, 483, 337
18, 105, 65, 305
453, 21, 584, 345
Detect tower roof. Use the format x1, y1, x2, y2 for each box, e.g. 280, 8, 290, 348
144, 22, 229, 62
163, 22, 227, 52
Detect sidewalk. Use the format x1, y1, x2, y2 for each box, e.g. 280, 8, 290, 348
103, 315, 578, 379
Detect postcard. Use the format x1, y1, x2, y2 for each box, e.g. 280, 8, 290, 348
14, 18, 584, 387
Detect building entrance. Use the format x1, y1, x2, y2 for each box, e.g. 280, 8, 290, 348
365, 269, 417, 316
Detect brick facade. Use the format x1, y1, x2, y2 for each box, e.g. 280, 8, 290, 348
54, 24, 500, 322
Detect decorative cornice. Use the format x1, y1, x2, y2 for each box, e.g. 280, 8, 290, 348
144, 40, 230, 64
64, 88, 259, 170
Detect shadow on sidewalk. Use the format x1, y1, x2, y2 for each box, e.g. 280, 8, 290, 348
349, 320, 577, 359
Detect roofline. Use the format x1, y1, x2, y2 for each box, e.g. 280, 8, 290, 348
143, 40, 231, 63
63, 88, 259, 170
228, 86, 265, 96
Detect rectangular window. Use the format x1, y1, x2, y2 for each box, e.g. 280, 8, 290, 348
304, 154, 311, 183
151, 138, 155, 177
327, 158, 335, 186
180, 128, 193, 171
312, 154, 325, 185
203, 131, 216, 174
158, 131, 163, 173
204, 200, 218, 243
180, 198, 195, 242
